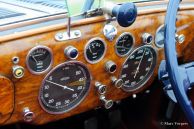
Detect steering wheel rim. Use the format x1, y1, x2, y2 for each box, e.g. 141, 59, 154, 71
165, 0, 194, 127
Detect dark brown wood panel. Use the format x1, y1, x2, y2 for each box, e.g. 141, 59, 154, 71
0, 76, 14, 124
0, 8, 193, 125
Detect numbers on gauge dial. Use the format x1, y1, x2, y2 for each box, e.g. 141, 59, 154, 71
120, 46, 157, 92
39, 62, 91, 114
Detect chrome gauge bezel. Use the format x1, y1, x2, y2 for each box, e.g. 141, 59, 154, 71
120, 45, 157, 92
84, 37, 107, 64
155, 24, 165, 48
115, 32, 135, 57
39, 61, 92, 114
26, 45, 53, 75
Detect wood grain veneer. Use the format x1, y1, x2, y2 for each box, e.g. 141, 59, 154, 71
0, 4, 193, 126
0, 76, 14, 124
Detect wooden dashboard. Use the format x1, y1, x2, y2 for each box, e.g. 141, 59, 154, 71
0, 1, 194, 125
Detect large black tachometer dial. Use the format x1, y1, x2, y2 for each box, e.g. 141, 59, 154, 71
84, 38, 106, 64
39, 61, 91, 114
26, 45, 53, 75
120, 46, 157, 92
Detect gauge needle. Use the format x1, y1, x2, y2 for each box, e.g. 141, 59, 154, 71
31, 55, 38, 63
134, 49, 146, 79
46, 80, 74, 91
89, 46, 93, 53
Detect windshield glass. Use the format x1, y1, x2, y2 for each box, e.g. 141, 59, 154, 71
91, 0, 159, 10
0, 0, 68, 26
0, 0, 155, 26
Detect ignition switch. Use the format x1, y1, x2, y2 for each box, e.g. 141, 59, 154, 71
12, 65, 25, 79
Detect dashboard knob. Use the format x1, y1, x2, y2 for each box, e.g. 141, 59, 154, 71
142, 33, 153, 44
95, 82, 107, 95
64, 46, 78, 59
103, 2, 137, 27
111, 76, 123, 88
12, 65, 25, 79
105, 60, 117, 73
103, 24, 117, 41
23, 107, 35, 123
100, 95, 113, 109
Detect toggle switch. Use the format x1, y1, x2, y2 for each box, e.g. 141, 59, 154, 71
95, 82, 107, 95
100, 95, 113, 109
111, 76, 123, 88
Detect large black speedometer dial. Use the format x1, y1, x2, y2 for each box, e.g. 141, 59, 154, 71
120, 46, 157, 92
26, 45, 53, 75
39, 61, 91, 114
84, 38, 106, 64
115, 32, 134, 57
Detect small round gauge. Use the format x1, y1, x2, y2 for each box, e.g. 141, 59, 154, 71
26, 45, 53, 75
155, 25, 165, 48
120, 46, 157, 92
84, 38, 106, 64
39, 61, 91, 114
115, 32, 134, 57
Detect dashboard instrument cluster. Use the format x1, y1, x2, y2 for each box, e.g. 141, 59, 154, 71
0, 5, 192, 126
